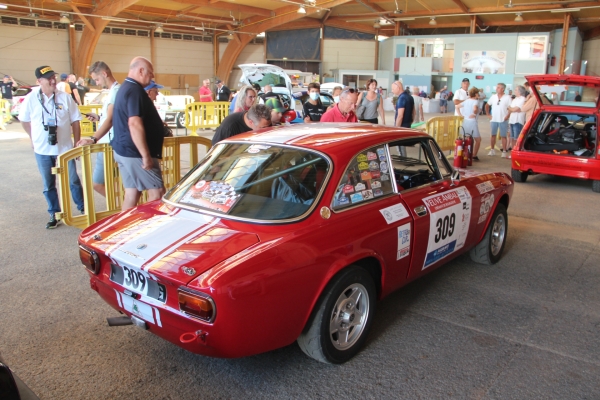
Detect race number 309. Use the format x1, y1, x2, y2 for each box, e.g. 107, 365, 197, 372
435, 213, 455, 243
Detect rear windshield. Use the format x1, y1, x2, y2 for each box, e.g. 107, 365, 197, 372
535, 84, 598, 108
165, 143, 330, 221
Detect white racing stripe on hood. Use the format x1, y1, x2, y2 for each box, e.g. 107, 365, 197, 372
107, 211, 218, 270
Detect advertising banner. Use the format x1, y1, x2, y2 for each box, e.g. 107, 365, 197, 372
461, 51, 507, 74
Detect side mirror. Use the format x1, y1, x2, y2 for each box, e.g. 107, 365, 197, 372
450, 170, 461, 186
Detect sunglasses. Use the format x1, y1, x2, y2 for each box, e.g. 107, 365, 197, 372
497, 100, 501, 105
342, 88, 357, 94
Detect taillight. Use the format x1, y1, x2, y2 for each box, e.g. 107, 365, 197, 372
79, 245, 100, 274
178, 288, 216, 323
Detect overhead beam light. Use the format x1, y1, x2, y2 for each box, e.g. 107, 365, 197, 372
429, 17, 437, 25
59, 13, 70, 24
0, 4, 7, 9
101, 16, 128, 23
514, 12, 523, 21
155, 24, 164, 33
550, 8, 580, 12
373, 21, 381, 28
298, 6, 306, 14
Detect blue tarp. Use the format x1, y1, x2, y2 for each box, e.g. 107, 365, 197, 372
324, 26, 375, 41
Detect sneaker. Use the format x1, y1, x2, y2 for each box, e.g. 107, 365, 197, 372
46, 214, 59, 229
507, 154, 511, 159
487, 149, 496, 156
473, 156, 480, 161
501, 151, 507, 158
508, 147, 512, 151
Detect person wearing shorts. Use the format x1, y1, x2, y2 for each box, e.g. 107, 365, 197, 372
439, 86, 449, 113
485, 83, 512, 157
507, 85, 527, 158
457, 87, 482, 161
112, 56, 165, 210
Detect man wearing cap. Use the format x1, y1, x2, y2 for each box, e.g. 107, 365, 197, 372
0, 75, 15, 105
199, 79, 213, 102
265, 97, 285, 125
215, 80, 231, 102
145, 81, 167, 105
211, 104, 271, 146
112, 56, 166, 211
20, 66, 85, 228
76, 61, 120, 197
454, 78, 470, 116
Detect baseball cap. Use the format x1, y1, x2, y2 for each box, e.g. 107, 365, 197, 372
215, 79, 222, 84
144, 81, 164, 90
265, 97, 285, 113
60, 73, 68, 80
35, 66, 56, 79
462, 78, 470, 82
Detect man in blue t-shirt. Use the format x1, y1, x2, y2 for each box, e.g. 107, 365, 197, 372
112, 56, 165, 211
391, 81, 415, 128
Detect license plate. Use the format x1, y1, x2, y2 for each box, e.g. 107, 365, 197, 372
110, 264, 166, 303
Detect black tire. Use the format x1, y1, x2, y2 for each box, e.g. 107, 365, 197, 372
297, 266, 376, 364
176, 112, 185, 129
511, 168, 528, 183
470, 203, 508, 265
593, 180, 600, 193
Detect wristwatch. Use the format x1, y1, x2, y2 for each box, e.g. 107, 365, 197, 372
91, 136, 97, 144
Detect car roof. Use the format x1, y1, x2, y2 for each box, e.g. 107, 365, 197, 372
224, 123, 429, 155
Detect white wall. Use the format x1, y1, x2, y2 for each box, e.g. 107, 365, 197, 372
323, 39, 376, 75
378, 38, 393, 71
227, 43, 264, 90
0, 25, 71, 85
582, 37, 600, 77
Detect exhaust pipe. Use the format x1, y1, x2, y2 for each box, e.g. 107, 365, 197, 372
106, 316, 133, 326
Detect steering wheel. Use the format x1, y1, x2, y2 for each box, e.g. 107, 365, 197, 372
403, 172, 431, 189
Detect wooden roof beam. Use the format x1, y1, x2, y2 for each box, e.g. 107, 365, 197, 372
69, 3, 95, 32
171, 0, 274, 17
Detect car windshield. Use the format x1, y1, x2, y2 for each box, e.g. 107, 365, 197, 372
534, 84, 599, 108
165, 143, 330, 221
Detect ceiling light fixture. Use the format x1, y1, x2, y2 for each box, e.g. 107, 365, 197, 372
514, 12, 523, 21
195, 27, 204, 31
0, 4, 7, 9
298, 6, 306, 14
59, 13, 70, 24
373, 21, 381, 28
227, 31, 234, 39
155, 24, 164, 33
550, 8, 581, 12
101, 16, 128, 23
429, 17, 437, 25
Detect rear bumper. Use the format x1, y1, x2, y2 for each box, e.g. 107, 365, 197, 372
512, 151, 600, 180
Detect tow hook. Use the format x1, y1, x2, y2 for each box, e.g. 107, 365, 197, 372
180, 330, 208, 345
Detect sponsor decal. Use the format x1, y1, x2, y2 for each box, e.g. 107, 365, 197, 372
180, 180, 241, 212
343, 184, 355, 194
338, 196, 349, 204
358, 161, 369, 171
422, 187, 472, 269
373, 189, 383, 196
380, 174, 390, 181
380, 161, 389, 173
376, 148, 386, 157
476, 181, 494, 194
379, 155, 387, 162
355, 182, 366, 191
361, 171, 372, 181
362, 190, 373, 200
357, 154, 368, 162
379, 203, 410, 224
350, 193, 364, 203
367, 151, 378, 160
371, 180, 382, 189
369, 161, 379, 171
397, 223, 411, 260
371, 170, 381, 179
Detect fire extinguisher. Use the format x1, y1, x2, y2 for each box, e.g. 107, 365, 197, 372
464, 133, 473, 167
453, 136, 464, 168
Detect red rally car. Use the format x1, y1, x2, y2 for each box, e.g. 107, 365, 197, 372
78, 124, 514, 364
511, 74, 600, 192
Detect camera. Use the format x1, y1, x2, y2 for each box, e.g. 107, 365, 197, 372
45, 124, 57, 146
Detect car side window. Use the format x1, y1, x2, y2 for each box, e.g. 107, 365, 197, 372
389, 139, 442, 191
332, 145, 395, 210
429, 139, 453, 178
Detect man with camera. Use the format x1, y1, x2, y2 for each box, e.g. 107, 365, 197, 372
20, 66, 85, 229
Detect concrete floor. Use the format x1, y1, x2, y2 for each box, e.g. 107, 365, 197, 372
1, 114, 599, 399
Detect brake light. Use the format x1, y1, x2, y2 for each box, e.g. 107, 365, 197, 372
79, 245, 100, 274
178, 288, 216, 323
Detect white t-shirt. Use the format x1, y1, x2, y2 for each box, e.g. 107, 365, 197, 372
487, 94, 512, 123
508, 96, 526, 125
98, 81, 121, 144
20, 87, 81, 155
454, 88, 469, 115
460, 98, 479, 121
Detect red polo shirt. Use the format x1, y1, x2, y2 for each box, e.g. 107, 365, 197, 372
320, 104, 358, 122
199, 86, 212, 102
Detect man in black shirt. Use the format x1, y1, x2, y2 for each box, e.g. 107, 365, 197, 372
212, 104, 271, 146
215, 79, 231, 102
0, 75, 14, 105
112, 56, 165, 210
303, 82, 325, 122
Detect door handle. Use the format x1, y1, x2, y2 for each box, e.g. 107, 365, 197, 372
414, 205, 427, 217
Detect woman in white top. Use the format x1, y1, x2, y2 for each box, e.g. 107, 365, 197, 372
507, 85, 527, 157
411, 86, 424, 123
457, 87, 482, 161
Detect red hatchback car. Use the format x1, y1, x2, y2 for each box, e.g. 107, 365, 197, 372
511, 75, 600, 191
78, 124, 514, 363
